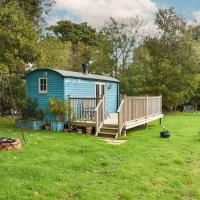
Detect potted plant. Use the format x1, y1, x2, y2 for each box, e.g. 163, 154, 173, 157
16, 98, 44, 130
48, 97, 66, 132
160, 126, 170, 138
86, 126, 93, 135
76, 127, 83, 134
43, 120, 51, 130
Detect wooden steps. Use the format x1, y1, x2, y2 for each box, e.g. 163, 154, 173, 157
98, 124, 118, 138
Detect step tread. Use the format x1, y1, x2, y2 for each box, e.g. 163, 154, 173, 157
101, 127, 118, 130
103, 124, 118, 127
98, 132, 117, 136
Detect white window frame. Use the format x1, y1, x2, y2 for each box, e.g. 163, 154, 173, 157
38, 77, 47, 94
95, 82, 105, 98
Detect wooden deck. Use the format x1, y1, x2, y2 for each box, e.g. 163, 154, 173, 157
68, 95, 163, 138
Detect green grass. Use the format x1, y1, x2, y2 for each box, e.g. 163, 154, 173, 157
0, 114, 200, 200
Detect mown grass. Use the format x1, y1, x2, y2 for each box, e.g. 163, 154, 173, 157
0, 114, 200, 200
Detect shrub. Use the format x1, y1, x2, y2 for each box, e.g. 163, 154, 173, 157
21, 98, 44, 120
48, 97, 66, 122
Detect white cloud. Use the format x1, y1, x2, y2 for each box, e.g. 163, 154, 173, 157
53, 0, 158, 29
192, 10, 200, 24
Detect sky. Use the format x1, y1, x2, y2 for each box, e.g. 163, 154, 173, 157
47, 0, 200, 28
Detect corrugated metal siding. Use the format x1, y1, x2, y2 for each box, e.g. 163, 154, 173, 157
26, 69, 64, 114
64, 78, 118, 113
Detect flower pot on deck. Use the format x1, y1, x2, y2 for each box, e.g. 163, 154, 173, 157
16, 119, 42, 130
51, 122, 64, 132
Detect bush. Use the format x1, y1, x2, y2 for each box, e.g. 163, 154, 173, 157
48, 97, 66, 122
21, 98, 44, 120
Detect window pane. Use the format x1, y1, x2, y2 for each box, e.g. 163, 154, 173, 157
39, 78, 47, 92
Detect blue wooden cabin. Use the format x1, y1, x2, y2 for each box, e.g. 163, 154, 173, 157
25, 66, 163, 138
25, 67, 120, 119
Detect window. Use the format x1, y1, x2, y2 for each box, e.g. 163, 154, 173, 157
39, 78, 47, 93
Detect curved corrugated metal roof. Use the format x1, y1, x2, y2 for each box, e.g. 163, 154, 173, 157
26, 68, 120, 83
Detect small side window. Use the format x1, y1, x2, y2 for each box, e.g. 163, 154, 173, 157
39, 78, 47, 93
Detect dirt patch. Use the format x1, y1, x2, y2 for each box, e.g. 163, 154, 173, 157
101, 138, 127, 145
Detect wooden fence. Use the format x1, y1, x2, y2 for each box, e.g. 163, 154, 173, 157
118, 95, 162, 136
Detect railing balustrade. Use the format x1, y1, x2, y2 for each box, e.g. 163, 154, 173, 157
95, 97, 104, 136
68, 97, 101, 122
118, 95, 162, 136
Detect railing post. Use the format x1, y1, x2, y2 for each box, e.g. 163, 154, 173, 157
95, 110, 98, 136
124, 94, 127, 122
102, 95, 105, 123
160, 95, 162, 114
67, 95, 71, 128
146, 95, 148, 118
118, 112, 120, 137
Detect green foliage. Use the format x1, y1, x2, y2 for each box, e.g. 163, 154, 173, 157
36, 37, 72, 69
49, 20, 97, 46
0, 74, 25, 116
101, 17, 143, 76
21, 98, 44, 120
0, 1, 39, 73
120, 8, 200, 110
48, 97, 66, 122
48, 20, 98, 69
90, 35, 115, 76
0, 1, 41, 115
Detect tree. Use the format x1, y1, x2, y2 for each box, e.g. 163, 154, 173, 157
0, 1, 39, 74
127, 8, 200, 110
89, 35, 115, 76
36, 37, 72, 69
0, 1, 39, 115
101, 17, 143, 77
48, 20, 97, 69
1, 0, 55, 26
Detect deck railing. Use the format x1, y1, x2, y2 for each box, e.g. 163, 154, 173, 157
117, 98, 126, 137
95, 96, 104, 136
118, 95, 162, 135
68, 97, 101, 122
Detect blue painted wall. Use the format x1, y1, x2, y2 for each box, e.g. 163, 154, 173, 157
26, 69, 64, 116
64, 78, 118, 113
26, 69, 119, 120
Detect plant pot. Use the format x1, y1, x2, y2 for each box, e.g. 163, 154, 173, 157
67, 128, 73, 133
86, 127, 93, 134
51, 122, 64, 132
16, 119, 42, 130
77, 128, 83, 134
160, 130, 170, 138
44, 125, 51, 131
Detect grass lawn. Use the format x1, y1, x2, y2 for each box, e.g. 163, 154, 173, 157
0, 113, 200, 200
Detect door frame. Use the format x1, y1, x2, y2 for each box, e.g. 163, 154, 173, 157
95, 82, 105, 98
